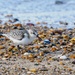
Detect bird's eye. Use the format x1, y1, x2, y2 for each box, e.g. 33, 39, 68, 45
33, 32, 35, 35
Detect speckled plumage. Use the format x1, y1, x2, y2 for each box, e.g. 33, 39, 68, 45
5, 29, 30, 40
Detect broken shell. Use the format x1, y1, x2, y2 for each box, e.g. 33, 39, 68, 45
29, 68, 37, 73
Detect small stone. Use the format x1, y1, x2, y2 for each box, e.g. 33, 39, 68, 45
69, 54, 75, 59
29, 68, 37, 73
2, 58, 7, 60
55, 1, 64, 5
44, 39, 50, 44
59, 61, 65, 65
70, 37, 75, 44
39, 51, 44, 56
51, 46, 57, 52
28, 54, 34, 58
40, 66, 48, 71
59, 55, 68, 60
72, 61, 75, 64
0, 45, 5, 49
24, 52, 31, 56
26, 23, 34, 26
36, 22, 41, 24
14, 18, 19, 22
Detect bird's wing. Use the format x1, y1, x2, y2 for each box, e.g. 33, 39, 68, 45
7, 30, 30, 40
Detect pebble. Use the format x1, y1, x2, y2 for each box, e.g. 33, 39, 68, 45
39, 66, 48, 71
72, 61, 75, 64
44, 39, 50, 44
29, 68, 37, 73
55, 1, 64, 5
24, 52, 31, 56
26, 23, 34, 26
59, 55, 68, 60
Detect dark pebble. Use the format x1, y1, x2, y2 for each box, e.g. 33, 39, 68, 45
72, 61, 75, 64
44, 39, 50, 44
26, 23, 34, 26
55, 0, 64, 5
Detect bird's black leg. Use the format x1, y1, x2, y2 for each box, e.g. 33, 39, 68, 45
17, 45, 21, 51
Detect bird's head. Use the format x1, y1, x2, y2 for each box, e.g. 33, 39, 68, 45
28, 29, 38, 37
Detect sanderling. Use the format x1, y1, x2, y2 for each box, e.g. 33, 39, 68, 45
0, 29, 38, 49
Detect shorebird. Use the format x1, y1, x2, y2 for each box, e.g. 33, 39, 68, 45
0, 29, 39, 49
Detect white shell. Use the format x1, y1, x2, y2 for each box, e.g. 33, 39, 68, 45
24, 52, 30, 56
59, 55, 68, 60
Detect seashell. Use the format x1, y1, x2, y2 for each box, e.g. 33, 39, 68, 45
2, 57, 7, 60
29, 68, 37, 73
24, 52, 31, 56
59, 55, 68, 60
